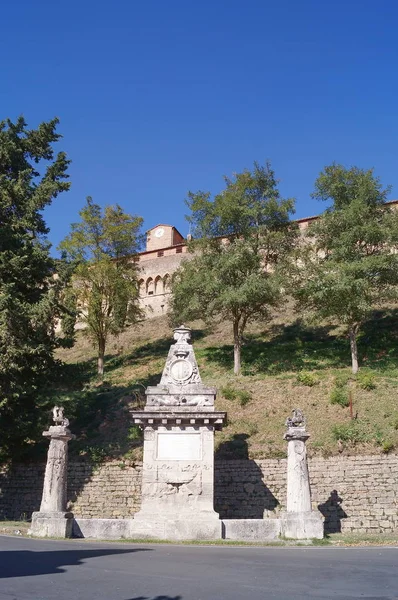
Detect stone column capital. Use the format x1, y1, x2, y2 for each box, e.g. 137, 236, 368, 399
284, 427, 310, 443
43, 425, 76, 442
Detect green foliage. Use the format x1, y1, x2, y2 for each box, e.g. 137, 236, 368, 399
221, 384, 237, 400
127, 425, 142, 441
296, 371, 319, 387
356, 371, 376, 390
330, 386, 349, 407
381, 440, 395, 454
331, 421, 369, 443
59, 197, 144, 376
238, 390, 251, 406
221, 385, 252, 406
0, 116, 70, 460
170, 162, 297, 374
292, 164, 398, 374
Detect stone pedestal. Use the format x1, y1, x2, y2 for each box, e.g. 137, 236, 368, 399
280, 410, 323, 540
30, 408, 75, 538
131, 326, 226, 541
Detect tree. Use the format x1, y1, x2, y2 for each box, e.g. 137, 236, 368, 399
59, 197, 144, 376
293, 164, 398, 374
0, 116, 70, 459
170, 162, 297, 374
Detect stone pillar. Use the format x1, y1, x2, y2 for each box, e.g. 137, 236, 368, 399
30, 407, 75, 538
280, 409, 323, 540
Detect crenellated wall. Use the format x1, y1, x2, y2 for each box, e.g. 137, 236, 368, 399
1, 455, 397, 534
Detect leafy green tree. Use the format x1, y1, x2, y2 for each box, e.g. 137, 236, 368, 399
59, 197, 144, 376
170, 162, 297, 374
293, 164, 398, 374
0, 116, 70, 459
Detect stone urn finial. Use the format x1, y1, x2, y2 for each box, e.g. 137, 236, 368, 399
173, 325, 191, 344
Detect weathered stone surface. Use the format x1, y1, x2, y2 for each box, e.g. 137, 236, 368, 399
29, 407, 75, 538
2, 455, 398, 534
130, 327, 226, 539
222, 519, 281, 541
30, 512, 74, 538
280, 511, 323, 540
280, 410, 323, 539
73, 518, 132, 539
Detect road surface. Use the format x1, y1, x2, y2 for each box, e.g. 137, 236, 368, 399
0, 535, 397, 600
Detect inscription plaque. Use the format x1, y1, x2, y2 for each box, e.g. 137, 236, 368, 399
157, 432, 201, 460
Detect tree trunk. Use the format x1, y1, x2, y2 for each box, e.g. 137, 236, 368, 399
349, 326, 359, 374
98, 338, 105, 378
233, 320, 241, 375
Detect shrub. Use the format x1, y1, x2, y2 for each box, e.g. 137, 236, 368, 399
238, 390, 251, 406
331, 422, 369, 444
296, 371, 319, 387
330, 387, 349, 407
356, 372, 376, 390
221, 385, 251, 406
381, 440, 395, 454
221, 385, 238, 401
127, 425, 142, 441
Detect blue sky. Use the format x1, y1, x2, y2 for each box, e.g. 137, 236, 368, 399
1, 0, 397, 252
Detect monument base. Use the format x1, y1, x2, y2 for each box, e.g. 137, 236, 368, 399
130, 515, 222, 541
280, 511, 324, 540
29, 511, 74, 538
222, 519, 281, 542
72, 516, 222, 541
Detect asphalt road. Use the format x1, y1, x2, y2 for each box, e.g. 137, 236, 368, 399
0, 535, 397, 600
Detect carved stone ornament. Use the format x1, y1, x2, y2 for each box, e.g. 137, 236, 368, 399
52, 406, 70, 428
173, 326, 191, 344
285, 409, 306, 429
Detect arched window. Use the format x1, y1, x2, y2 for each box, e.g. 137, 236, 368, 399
138, 279, 145, 297
146, 277, 154, 296
154, 275, 162, 295
163, 274, 170, 293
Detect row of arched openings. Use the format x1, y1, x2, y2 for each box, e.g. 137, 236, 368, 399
139, 274, 170, 297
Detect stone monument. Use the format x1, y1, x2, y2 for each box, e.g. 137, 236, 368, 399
130, 326, 226, 540
280, 409, 323, 539
30, 406, 75, 538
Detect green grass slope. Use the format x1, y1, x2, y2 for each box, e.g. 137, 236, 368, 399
52, 305, 398, 462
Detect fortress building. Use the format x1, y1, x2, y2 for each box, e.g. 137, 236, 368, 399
137, 217, 316, 317
137, 200, 398, 318
137, 224, 189, 317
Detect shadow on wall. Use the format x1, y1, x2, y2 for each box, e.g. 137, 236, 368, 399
215, 434, 280, 519
318, 490, 348, 534
0, 464, 45, 521
0, 547, 151, 579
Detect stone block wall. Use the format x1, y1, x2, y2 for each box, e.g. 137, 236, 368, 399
215, 455, 398, 534
1, 455, 397, 534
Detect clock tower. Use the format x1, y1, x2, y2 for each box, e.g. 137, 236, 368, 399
146, 224, 185, 252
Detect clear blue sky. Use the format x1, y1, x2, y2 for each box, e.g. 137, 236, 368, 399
1, 0, 397, 253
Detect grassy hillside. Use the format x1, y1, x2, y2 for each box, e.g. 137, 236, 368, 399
50, 304, 398, 462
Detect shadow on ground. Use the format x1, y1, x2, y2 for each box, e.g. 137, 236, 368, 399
124, 597, 182, 600
0, 548, 151, 579
203, 309, 398, 375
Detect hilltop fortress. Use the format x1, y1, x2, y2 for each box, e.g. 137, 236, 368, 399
138, 215, 317, 317
139, 200, 398, 318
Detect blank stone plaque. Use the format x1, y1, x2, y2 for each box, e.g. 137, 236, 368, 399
157, 432, 201, 460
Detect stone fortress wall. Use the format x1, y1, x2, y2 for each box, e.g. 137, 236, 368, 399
1, 454, 397, 534
110, 200, 398, 318
138, 218, 315, 317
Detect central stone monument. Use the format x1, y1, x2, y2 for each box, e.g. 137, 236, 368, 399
131, 326, 226, 540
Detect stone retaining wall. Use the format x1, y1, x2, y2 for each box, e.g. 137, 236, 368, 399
1, 455, 397, 534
